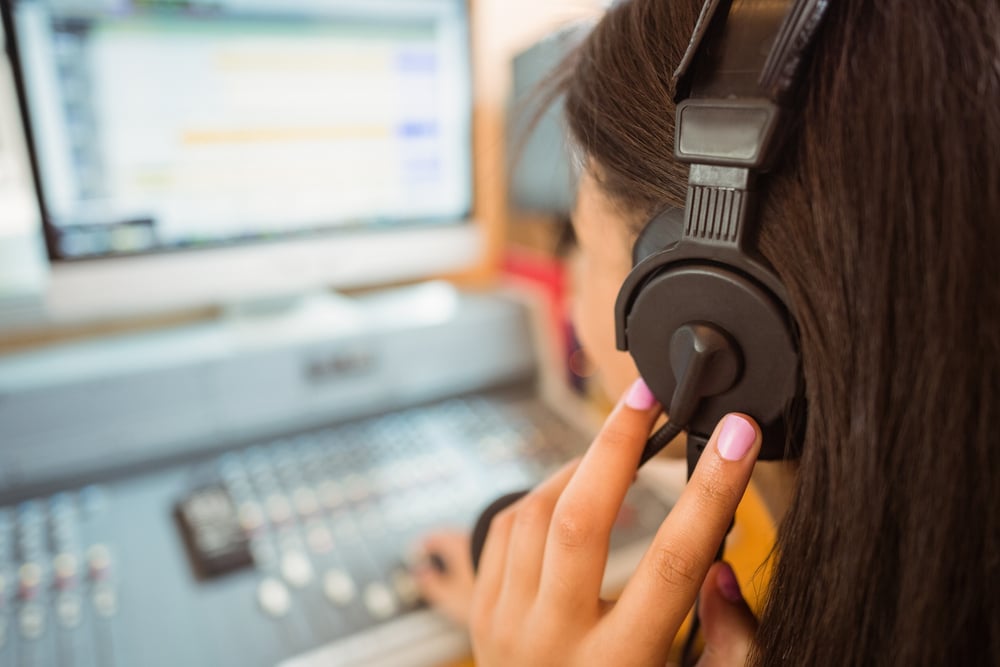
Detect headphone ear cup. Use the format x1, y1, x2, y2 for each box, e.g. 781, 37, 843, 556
633, 208, 685, 265
618, 202, 806, 460
621, 261, 801, 461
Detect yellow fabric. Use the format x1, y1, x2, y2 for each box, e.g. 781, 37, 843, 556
444, 482, 777, 666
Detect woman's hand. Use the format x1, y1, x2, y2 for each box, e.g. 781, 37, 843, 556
416, 379, 762, 665
411, 530, 476, 626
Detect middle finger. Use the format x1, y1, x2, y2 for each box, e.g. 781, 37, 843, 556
495, 458, 581, 612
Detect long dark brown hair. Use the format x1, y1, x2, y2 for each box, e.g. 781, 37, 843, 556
556, 0, 1000, 664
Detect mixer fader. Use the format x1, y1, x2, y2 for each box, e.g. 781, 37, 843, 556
0, 486, 120, 667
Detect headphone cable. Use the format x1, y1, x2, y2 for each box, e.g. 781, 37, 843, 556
678, 430, 726, 667
638, 419, 684, 466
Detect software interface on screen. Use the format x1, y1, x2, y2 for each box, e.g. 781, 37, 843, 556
7, 0, 472, 261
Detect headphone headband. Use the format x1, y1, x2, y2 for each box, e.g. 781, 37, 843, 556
674, 0, 830, 170
675, 0, 831, 101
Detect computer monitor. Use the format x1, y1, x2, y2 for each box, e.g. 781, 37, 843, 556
2, 0, 478, 323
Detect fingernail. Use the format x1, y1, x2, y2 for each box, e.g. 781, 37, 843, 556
625, 378, 657, 410
717, 414, 756, 461
716, 562, 744, 603
428, 552, 449, 574
408, 546, 448, 575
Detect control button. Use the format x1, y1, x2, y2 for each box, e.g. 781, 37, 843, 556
322, 569, 356, 606
277, 532, 305, 555
197, 527, 230, 553
17, 549, 44, 570
250, 537, 278, 568
280, 551, 314, 589
218, 453, 245, 481
87, 544, 112, 581
19, 603, 44, 640
16, 500, 44, 525
251, 470, 278, 494
265, 495, 293, 527
292, 488, 319, 518
391, 568, 421, 607
53, 553, 78, 590
226, 477, 252, 502
305, 523, 333, 555
237, 502, 265, 536
55, 593, 82, 629
92, 583, 118, 618
51, 521, 77, 553
363, 582, 397, 620
316, 480, 343, 511
176, 485, 254, 578
344, 474, 370, 503
257, 577, 291, 618
50, 494, 74, 514
18, 562, 42, 601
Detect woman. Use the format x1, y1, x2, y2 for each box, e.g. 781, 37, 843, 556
415, 0, 1000, 664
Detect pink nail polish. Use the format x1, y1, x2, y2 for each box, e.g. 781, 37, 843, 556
624, 378, 657, 410
716, 562, 743, 603
716, 414, 756, 461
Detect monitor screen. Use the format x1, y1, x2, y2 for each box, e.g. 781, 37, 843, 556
3, 0, 478, 321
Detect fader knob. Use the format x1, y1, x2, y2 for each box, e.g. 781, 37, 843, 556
53, 553, 78, 590
87, 544, 112, 581
18, 563, 42, 601
257, 577, 291, 618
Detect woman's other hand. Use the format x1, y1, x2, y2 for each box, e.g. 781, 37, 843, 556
411, 530, 476, 626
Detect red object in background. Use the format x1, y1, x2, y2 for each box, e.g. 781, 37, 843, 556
502, 246, 591, 393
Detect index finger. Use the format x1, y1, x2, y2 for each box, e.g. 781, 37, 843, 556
607, 413, 761, 650
537, 378, 663, 608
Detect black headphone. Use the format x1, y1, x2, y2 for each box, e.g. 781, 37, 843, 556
471, 0, 831, 570
619, 0, 831, 465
